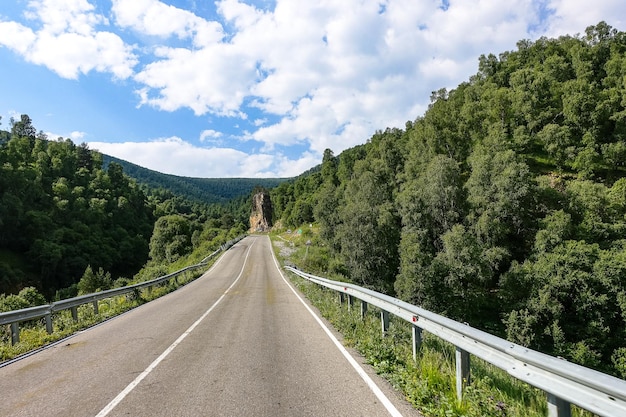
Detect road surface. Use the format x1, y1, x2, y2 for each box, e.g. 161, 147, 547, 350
0, 235, 420, 416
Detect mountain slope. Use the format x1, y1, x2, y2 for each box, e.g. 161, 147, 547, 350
102, 154, 290, 204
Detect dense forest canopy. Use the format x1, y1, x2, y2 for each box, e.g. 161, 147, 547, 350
270, 22, 626, 377
0, 115, 250, 300
0, 115, 152, 296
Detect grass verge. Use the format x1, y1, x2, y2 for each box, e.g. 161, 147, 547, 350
271, 228, 594, 417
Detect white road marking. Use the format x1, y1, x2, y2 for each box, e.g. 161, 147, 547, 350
95, 239, 256, 417
269, 236, 405, 417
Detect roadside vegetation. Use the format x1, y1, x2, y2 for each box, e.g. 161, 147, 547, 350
0, 237, 232, 362
272, 228, 594, 417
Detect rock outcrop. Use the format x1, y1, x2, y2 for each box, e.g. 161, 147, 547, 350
249, 191, 273, 232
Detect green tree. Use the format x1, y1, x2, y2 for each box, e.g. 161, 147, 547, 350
10, 114, 37, 140
532, 210, 573, 253
504, 240, 625, 372
149, 215, 192, 263
0, 287, 46, 312
430, 224, 492, 322
395, 154, 465, 309
466, 146, 534, 257
313, 181, 340, 249
536, 124, 575, 169
565, 179, 612, 242
338, 159, 400, 293
77, 265, 112, 295
320, 148, 338, 186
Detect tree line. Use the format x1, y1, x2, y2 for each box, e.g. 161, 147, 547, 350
270, 22, 626, 378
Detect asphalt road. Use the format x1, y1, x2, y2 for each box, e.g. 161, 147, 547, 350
0, 235, 420, 417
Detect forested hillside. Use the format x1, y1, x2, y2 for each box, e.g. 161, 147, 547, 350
102, 154, 289, 204
0, 115, 248, 300
270, 22, 626, 377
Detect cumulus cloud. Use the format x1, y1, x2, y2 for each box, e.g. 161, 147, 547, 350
3, 0, 625, 177
87, 137, 303, 178
172, 0, 550, 154
543, 0, 625, 37
199, 129, 223, 142
70, 131, 86, 141
134, 44, 255, 116
111, 0, 223, 46
0, 0, 137, 79
200, 129, 222, 139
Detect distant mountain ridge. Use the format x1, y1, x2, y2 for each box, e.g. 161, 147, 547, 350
102, 154, 290, 204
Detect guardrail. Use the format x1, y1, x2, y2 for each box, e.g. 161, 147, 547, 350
285, 266, 626, 417
1, 236, 244, 345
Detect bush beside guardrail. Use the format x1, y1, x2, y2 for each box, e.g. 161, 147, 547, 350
0, 236, 244, 346
285, 266, 626, 417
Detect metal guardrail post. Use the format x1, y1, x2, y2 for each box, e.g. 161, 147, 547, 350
455, 347, 470, 400
45, 314, 53, 334
348, 295, 354, 311
10, 322, 19, 345
92, 300, 99, 315
361, 300, 368, 318
547, 393, 572, 417
381, 310, 389, 335
338, 292, 345, 305
412, 324, 422, 361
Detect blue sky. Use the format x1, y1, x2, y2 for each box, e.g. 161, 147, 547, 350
0, 0, 624, 178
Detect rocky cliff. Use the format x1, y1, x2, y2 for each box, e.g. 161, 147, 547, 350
249, 191, 273, 232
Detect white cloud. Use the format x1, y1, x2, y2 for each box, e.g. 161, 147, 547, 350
4, 0, 626, 178
206, 0, 544, 156
199, 129, 223, 142
0, 21, 37, 55
111, 0, 223, 47
0, 0, 137, 79
544, 0, 625, 37
240, 151, 320, 178
70, 131, 86, 141
134, 43, 255, 116
87, 137, 303, 178
27, 0, 108, 35
275, 152, 321, 178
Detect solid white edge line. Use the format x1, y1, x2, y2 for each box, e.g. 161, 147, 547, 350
95, 238, 256, 417
267, 236, 405, 417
